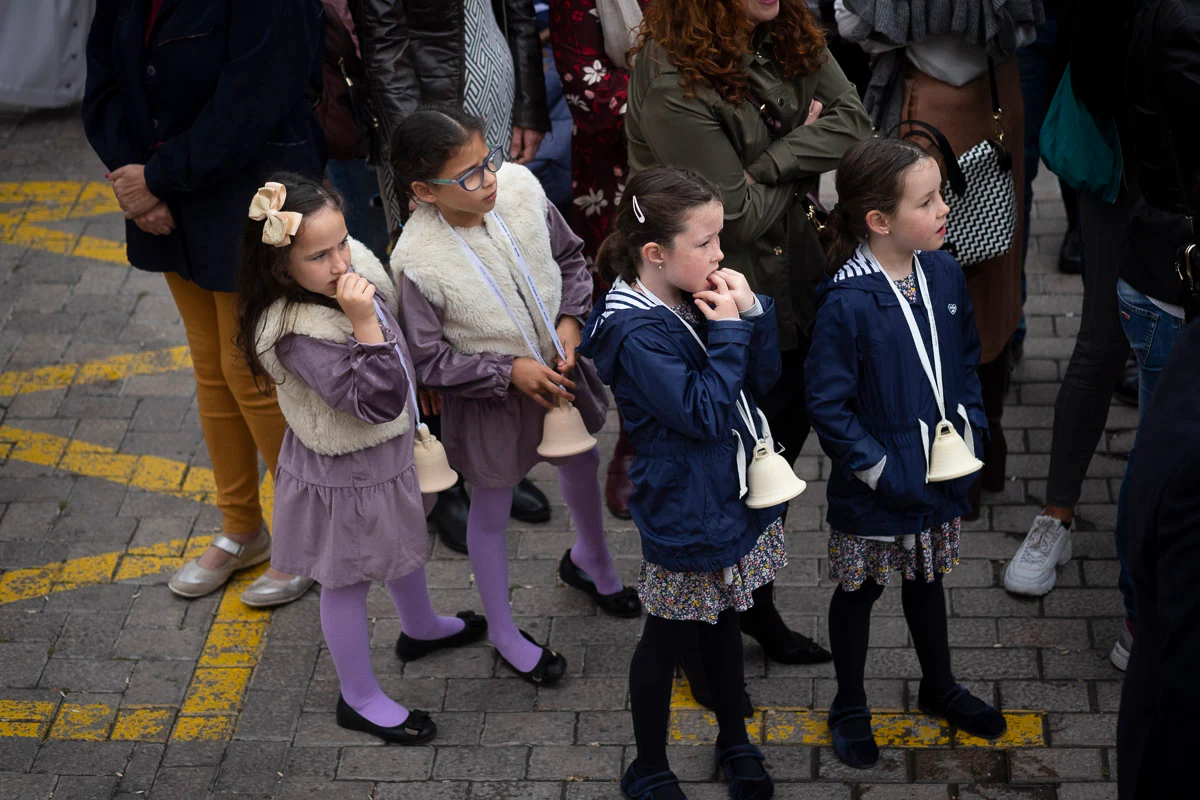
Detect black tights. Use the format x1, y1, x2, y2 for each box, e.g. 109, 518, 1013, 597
828, 571, 955, 709
630, 610, 748, 773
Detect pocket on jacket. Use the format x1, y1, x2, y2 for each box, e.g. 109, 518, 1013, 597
873, 428, 933, 515
628, 456, 701, 550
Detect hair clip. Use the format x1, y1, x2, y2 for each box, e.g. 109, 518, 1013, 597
632, 195, 646, 224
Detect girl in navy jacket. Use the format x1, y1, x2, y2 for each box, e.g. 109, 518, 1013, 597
805, 139, 1006, 768
578, 167, 785, 800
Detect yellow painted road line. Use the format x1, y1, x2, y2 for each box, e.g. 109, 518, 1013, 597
0, 423, 274, 743
668, 679, 1045, 748
0, 424, 214, 504
0, 180, 128, 265
0, 346, 192, 396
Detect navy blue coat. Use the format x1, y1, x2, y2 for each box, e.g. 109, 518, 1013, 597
83, 0, 326, 293
805, 248, 986, 537
578, 282, 786, 573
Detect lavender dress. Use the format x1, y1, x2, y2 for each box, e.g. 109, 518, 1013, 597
269, 302, 431, 589
400, 206, 609, 489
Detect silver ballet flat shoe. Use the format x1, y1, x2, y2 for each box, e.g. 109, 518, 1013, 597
167, 527, 271, 599
240, 574, 315, 608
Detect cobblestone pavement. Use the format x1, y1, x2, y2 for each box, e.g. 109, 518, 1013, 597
0, 107, 1127, 799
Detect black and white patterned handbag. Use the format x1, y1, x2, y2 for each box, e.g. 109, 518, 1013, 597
898, 59, 1018, 268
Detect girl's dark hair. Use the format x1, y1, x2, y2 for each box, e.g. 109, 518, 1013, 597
389, 105, 488, 205
595, 166, 722, 284
235, 171, 343, 393
824, 138, 934, 273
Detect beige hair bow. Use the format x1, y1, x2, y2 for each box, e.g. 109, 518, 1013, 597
248, 182, 303, 247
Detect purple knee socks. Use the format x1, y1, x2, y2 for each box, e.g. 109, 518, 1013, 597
320, 581, 408, 727
386, 568, 465, 641
560, 447, 623, 595
467, 486, 543, 672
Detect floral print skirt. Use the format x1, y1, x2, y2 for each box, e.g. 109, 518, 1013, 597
828, 519, 961, 592
637, 518, 787, 624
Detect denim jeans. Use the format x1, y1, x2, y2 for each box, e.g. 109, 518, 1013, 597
1113, 278, 1190, 621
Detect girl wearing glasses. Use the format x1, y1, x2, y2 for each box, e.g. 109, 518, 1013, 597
391, 107, 639, 684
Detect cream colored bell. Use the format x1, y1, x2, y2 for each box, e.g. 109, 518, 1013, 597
745, 440, 808, 509
413, 423, 458, 493
537, 397, 597, 459
926, 420, 983, 482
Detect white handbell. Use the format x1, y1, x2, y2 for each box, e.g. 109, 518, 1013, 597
412, 423, 459, 494
745, 439, 808, 508
925, 420, 983, 483
537, 397, 597, 459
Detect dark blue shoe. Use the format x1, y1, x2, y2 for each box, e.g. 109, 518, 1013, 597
918, 684, 1007, 739
620, 762, 685, 799
827, 703, 878, 769
714, 742, 773, 799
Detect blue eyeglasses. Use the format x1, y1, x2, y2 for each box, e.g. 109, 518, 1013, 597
426, 146, 505, 192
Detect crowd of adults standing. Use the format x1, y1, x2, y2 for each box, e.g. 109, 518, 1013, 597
77, 0, 1199, 797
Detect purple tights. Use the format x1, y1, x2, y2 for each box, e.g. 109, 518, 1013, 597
320, 568, 464, 727
468, 446, 620, 672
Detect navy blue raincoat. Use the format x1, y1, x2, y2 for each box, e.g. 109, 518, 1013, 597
805, 248, 987, 538
578, 281, 786, 573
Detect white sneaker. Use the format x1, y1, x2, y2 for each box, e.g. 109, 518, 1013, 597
1003, 515, 1072, 596
1110, 625, 1133, 672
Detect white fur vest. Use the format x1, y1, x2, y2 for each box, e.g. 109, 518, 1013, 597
393, 162, 561, 362
255, 238, 410, 457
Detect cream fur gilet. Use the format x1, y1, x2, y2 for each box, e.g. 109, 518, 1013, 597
393, 162, 562, 363
256, 238, 410, 457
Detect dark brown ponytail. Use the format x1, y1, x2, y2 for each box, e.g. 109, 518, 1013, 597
595, 166, 722, 284
825, 138, 933, 273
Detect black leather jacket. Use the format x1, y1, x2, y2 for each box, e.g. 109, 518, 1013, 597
1125, 0, 1200, 221
347, 0, 550, 143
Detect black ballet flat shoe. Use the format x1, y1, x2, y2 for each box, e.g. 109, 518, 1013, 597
714, 742, 774, 800
499, 630, 567, 686
394, 611, 488, 662
827, 703, 879, 769
621, 762, 686, 799
335, 695, 437, 745
558, 549, 642, 617
511, 477, 551, 523
918, 684, 1008, 740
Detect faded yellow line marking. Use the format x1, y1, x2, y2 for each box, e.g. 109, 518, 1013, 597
48, 703, 116, 741
0, 700, 58, 739
0, 423, 275, 743
111, 707, 176, 742
0, 180, 128, 265
0, 424, 214, 506
0, 346, 192, 396
668, 680, 1045, 748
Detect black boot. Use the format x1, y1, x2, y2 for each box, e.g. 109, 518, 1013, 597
740, 581, 832, 665
511, 477, 550, 523
430, 482, 470, 554
679, 649, 754, 718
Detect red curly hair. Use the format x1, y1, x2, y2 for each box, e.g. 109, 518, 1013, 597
634, 0, 827, 106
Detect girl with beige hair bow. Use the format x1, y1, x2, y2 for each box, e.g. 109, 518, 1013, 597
233, 174, 488, 744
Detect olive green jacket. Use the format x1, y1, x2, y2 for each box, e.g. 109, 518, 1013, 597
626, 35, 871, 349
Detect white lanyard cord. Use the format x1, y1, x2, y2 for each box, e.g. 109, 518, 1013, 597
632, 279, 759, 439
870, 251, 948, 422
440, 211, 567, 367
371, 298, 421, 426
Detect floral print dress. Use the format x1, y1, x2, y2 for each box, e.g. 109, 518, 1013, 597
547, 0, 646, 269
